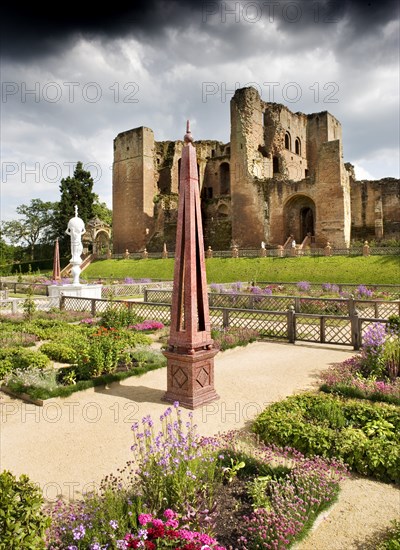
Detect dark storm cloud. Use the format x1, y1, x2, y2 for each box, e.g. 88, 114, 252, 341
0, 0, 212, 59
2, 0, 398, 60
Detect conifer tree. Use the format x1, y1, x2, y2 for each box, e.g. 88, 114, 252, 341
55, 162, 96, 249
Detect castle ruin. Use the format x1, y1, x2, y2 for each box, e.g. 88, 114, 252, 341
112, 87, 399, 252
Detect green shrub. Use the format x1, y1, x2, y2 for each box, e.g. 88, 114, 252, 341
0, 358, 14, 380
388, 315, 400, 335
0, 470, 50, 549
75, 328, 123, 378
100, 304, 142, 329
5, 367, 58, 393
124, 349, 167, 369
23, 319, 87, 342
40, 342, 77, 363
377, 520, 400, 549
320, 383, 400, 406
117, 328, 152, 348
253, 393, 400, 482
381, 336, 400, 381
22, 287, 36, 321
0, 348, 50, 372
11, 349, 50, 370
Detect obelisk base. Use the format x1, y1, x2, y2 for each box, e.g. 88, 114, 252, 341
163, 348, 219, 409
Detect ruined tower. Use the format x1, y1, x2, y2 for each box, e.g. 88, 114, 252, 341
112, 127, 157, 253
229, 87, 352, 248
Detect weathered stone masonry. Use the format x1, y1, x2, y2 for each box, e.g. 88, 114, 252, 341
112, 87, 399, 252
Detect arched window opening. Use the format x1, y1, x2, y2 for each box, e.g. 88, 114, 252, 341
295, 138, 301, 156
202, 187, 213, 199
219, 162, 230, 195
285, 132, 291, 151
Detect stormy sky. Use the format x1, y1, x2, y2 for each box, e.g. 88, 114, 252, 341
1, 0, 399, 221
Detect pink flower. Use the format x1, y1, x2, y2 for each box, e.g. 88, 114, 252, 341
165, 519, 179, 529
176, 529, 195, 541
138, 513, 153, 525
163, 509, 176, 520
152, 518, 164, 527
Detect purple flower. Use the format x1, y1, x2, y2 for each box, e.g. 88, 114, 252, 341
72, 524, 85, 540
138, 528, 148, 539
357, 284, 373, 298
363, 322, 387, 349
297, 281, 311, 292
109, 519, 118, 530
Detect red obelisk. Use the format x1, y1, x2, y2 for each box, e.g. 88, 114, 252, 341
163, 121, 219, 409
52, 238, 61, 282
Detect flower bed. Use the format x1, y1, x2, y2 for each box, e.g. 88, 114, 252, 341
319, 319, 400, 405
210, 281, 397, 300
253, 392, 400, 483
0, 311, 166, 402
211, 327, 258, 351
42, 406, 346, 549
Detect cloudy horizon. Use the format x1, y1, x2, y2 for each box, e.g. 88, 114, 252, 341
1, 0, 399, 221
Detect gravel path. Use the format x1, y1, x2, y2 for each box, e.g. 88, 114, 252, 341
1, 341, 399, 548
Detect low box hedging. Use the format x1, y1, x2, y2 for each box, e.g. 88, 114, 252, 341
39, 342, 77, 363
0, 348, 50, 374
253, 392, 400, 483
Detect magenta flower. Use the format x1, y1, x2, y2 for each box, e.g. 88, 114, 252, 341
138, 513, 153, 525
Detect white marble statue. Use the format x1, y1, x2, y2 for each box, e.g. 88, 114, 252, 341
66, 205, 85, 284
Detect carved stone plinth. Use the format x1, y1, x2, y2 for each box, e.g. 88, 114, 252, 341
163, 348, 219, 409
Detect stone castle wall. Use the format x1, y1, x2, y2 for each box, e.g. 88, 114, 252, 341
112, 87, 399, 252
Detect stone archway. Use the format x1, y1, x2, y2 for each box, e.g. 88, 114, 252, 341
300, 207, 314, 240
94, 230, 110, 255
284, 195, 316, 243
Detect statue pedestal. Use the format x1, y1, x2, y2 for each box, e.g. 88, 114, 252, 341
163, 348, 219, 409
48, 284, 102, 300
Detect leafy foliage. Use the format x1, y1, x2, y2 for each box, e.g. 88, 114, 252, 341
0, 470, 50, 549
100, 303, 143, 330
4, 367, 58, 393
92, 195, 112, 226
0, 347, 50, 371
376, 520, 400, 550
253, 393, 400, 482
22, 287, 36, 320
39, 342, 77, 363
1, 198, 57, 260
55, 161, 96, 251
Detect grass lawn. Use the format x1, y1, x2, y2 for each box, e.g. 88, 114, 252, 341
84, 255, 399, 284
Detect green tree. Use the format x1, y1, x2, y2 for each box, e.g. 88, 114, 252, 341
55, 161, 96, 247
0, 232, 15, 274
1, 199, 57, 260
92, 195, 112, 226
